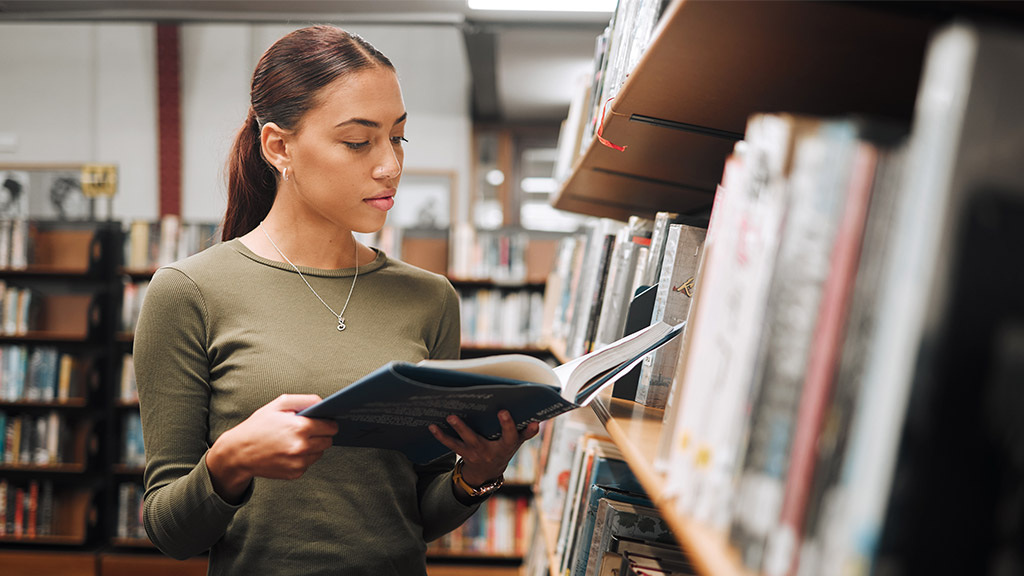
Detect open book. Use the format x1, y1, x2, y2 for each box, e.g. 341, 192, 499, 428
299, 321, 684, 464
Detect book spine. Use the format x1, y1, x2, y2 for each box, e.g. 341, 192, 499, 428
763, 142, 880, 576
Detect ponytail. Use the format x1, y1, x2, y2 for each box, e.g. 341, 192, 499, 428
221, 26, 395, 241
222, 108, 276, 241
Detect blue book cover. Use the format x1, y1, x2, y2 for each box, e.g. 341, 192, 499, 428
561, 451, 647, 575
299, 321, 683, 464
571, 484, 655, 576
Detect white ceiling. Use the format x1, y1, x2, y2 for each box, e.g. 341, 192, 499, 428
0, 0, 609, 123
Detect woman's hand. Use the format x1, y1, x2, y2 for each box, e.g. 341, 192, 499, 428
206, 394, 340, 503
428, 410, 540, 488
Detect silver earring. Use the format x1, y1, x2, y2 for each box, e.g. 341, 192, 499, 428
282, 167, 289, 181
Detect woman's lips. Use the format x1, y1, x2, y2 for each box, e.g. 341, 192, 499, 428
365, 193, 395, 211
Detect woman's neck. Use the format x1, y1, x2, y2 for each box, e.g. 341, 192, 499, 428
241, 218, 366, 270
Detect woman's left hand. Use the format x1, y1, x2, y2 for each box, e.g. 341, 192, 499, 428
428, 410, 540, 487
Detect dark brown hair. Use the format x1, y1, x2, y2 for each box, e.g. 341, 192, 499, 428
222, 26, 394, 240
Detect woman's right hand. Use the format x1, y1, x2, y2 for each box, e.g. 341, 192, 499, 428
206, 394, 339, 503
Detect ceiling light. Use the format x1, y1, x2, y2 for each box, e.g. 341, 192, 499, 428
468, 0, 617, 12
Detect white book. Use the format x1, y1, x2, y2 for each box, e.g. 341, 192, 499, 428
635, 223, 705, 409
825, 23, 1024, 576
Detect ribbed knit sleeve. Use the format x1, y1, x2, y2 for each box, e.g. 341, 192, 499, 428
135, 266, 246, 559
415, 279, 482, 541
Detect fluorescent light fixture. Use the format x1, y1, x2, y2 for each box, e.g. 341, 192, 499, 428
468, 0, 616, 12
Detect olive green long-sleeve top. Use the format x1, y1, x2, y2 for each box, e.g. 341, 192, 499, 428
134, 239, 476, 575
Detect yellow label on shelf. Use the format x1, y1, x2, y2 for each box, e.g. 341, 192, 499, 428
81, 164, 118, 197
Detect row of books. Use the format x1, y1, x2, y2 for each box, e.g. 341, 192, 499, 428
449, 224, 532, 283
538, 17, 1024, 576
650, 114, 910, 576
115, 482, 145, 541
502, 436, 539, 485
554, 0, 671, 184
1, 410, 68, 466
0, 479, 54, 538
120, 412, 144, 469
0, 284, 33, 336
118, 354, 137, 404
528, 414, 693, 576
0, 219, 29, 270
428, 493, 532, 557
0, 345, 88, 403
543, 212, 705, 410
119, 280, 148, 334
123, 216, 220, 271
542, 112, 916, 574
456, 287, 545, 349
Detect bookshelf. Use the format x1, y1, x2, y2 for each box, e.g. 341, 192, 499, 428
541, 1, 1024, 576
553, 0, 937, 222
588, 393, 757, 576
0, 220, 120, 552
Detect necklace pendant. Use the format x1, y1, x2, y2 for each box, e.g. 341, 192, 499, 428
337, 317, 346, 331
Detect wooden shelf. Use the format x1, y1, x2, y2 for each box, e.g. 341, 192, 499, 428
426, 550, 522, 561
554, 0, 938, 222
460, 344, 550, 356
118, 268, 157, 281
0, 266, 96, 278
0, 462, 88, 474
589, 392, 757, 576
0, 549, 96, 576
99, 552, 208, 576
426, 564, 520, 576
111, 464, 144, 476
449, 278, 547, 289
0, 331, 92, 343
0, 398, 88, 409
109, 537, 154, 548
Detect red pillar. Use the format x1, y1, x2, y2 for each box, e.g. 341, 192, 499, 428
156, 24, 181, 217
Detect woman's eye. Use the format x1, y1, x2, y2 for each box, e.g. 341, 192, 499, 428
391, 136, 409, 145
344, 141, 370, 150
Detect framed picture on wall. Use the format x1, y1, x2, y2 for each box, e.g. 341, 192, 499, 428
0, 163, 117, 221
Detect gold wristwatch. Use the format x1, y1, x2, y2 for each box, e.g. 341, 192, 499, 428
453, 458, 504, 498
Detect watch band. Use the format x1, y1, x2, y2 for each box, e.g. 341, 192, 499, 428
453, 458, 504, 498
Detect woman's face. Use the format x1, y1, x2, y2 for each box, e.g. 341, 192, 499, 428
284, 66, 407, 234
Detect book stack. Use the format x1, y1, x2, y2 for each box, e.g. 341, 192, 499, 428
123, 216, 220, 270
555, 0, 674, 175
0, 284, 34, 335
0, 346, 87, 402
530, 428, 693, 576
115, 481, 146, 541
0, 478, 54, 538
0, 410, 66, 466
120, 412, 144, 469
448, 224, 530, 283
0, 219, 29, 270
542, 212, 707, 409
120, 280, 149, 333
457, 286, 545, 349
428, 494, 532, 557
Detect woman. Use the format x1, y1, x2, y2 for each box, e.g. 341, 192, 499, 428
134, 25, 538, 575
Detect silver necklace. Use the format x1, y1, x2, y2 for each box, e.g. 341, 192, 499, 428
259, 221, 359, 331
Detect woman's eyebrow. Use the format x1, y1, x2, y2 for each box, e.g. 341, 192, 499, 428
335, 112, 408, 129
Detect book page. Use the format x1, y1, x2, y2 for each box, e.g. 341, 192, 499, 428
418, 354, 560, 388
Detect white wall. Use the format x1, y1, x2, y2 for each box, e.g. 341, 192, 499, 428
0, 21, 472, 225
0, 22, 159, 220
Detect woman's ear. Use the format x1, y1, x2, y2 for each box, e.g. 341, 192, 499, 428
260, 122, 291, 174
